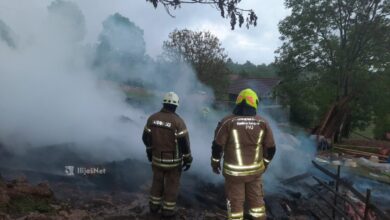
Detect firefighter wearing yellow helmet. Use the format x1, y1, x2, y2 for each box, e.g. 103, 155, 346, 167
211, 88, 276, 220
142, 92, 192, 218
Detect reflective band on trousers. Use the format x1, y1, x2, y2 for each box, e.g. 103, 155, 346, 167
163, 201, 176, 210
228, 212, 244, 220
152, 156, 182, 163
249, 206, 266, 218
149, 196, 162, 205
152, 160, 181, 168
224, 128, 265, 176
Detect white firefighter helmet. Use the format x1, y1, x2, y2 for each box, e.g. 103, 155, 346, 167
163, 92, 179, 106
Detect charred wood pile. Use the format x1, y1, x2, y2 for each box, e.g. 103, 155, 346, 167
279, 161, 390, 220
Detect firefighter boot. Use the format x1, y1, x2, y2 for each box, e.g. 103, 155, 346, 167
149, 201, 161, 214
161, 209, 176, 219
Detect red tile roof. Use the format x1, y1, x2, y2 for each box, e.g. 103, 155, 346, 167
228, 77, 281, 97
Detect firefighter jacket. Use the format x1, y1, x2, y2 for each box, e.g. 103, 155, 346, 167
143, 108, 191, 168
212, 114, 275, 177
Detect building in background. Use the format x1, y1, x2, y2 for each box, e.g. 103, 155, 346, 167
227, 77, 289, 122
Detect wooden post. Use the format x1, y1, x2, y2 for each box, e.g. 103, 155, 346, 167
363, 189, 371, 220
333, 165, 341, 219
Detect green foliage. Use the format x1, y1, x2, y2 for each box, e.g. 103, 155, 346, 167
374, 114, 390, 139
7, 196, 54, 214
276, 0, 390, 132
372, 71, 390, 139
163, 29, 231, 100
227, 59, 278, 78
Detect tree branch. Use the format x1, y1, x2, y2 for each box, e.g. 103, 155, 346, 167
146, 0, 257, 29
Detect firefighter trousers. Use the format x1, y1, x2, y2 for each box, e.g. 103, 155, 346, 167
225, 175, 266, 220
149, 165, 182, 211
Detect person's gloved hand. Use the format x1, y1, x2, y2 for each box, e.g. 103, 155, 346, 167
211, 158, 221, 174
146, 148, 152, 162
182, 155, 193, 171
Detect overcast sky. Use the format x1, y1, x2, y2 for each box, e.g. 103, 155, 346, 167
0, 0, 289, 64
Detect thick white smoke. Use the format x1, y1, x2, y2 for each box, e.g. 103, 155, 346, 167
0, 1, 144, 160
0, 0, 316, 190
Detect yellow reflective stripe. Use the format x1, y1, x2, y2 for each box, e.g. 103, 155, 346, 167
150, 200, 161, 205
249, 206, 266, 218
152, 156, 182, 163
183, 153, 191, 158
211, 157, 220, 162
176, 129, 187, 136
254, 129, 264, 162
264, 158, 270, 163
250, 206, 266, 213
249, 212, 266, 218
150, 195, 162, 201
152, 161, 181, 168
163, 201, 176, 210
144, 126, 151, 133
223, 167, 264, 176
149, 196, 162, 205
163, 205, 175, 210
224, 161, 264, 171
163, 201, 176, 206
228, 212, 244, 219
232, 129, 243, 165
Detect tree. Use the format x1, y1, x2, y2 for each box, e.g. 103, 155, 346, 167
146, 0, 257, 30
0, 20, 17, 48
227, 60, 278, 77
94, 13, 147, 82
47, 0, 86, 42
276, 0, 390, 135
163, 29, 231, 99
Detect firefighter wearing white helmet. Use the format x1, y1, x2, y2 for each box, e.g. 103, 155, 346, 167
142, 91, 192, 218
163, 92, 180, 106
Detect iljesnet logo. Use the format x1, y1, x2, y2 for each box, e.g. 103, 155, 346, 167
64, 165, 106, 176
64, 165, 75, 176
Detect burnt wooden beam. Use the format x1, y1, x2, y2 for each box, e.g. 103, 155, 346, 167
312, 176, 364, 219
281, 172, 311, 185
312, 160, 390, 219
304, 183, 351, 220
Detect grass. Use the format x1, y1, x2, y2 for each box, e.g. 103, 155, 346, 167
349, 123, 375, 139
7, 196, 54, 214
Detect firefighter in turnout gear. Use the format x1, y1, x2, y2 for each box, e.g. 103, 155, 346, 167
211, 88, 276, 220
142, 92, 192, 218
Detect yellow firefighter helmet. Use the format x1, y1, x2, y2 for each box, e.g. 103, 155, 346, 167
235, 88, 259, 109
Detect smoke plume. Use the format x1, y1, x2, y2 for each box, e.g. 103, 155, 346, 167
0, 0, 316, 191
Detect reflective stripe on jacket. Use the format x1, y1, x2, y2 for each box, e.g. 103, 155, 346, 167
214, 115, 275, 177
144, 108, 190, 168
